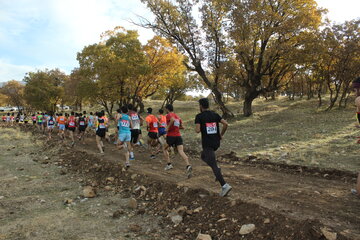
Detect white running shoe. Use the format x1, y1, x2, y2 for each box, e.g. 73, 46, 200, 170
164, 164, 174, 171
186, 165, 192, 178
220, 184, 232, 197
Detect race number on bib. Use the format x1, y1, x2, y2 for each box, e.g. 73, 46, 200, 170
99, 123, 106, 129
69, 122, 75, 127
121, 120, 130, 128
80, 121, 85, 126
153, 122, 158, 128
131, 115, 139, 120
206, 122, 217, 134
174, 119, 180, 127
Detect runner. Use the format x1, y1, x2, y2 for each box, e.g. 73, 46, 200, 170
157, 109, 167, 146
2, 114, 6, 123
10, 113, 15, 126
67, 112, 76, 146
163, 104, 192, 178
95, 111, 106, 154
36, 112, 43, 132
351, 77, 360, 197
128, 104, 143, 159
101, 110, 111, 143
19, 112, 25, 124
47, 112, 56, 140
24, 114, 29, 124
6, 113, 10, 126
145, 108, 160, 159
87, 112, 95, 134
31, 114, 37, 125
116, 106, 133, 168
195, 98, 232, 197
56, 113, 67, 140
77, 113, 87, 144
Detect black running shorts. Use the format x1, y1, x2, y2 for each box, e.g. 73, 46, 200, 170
148, 132, 158, 140
166, 136, 183, 147
131, 129, 141, 143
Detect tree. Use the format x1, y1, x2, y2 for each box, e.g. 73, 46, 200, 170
0, 80, 24, 110
226, 0, 323, 116
140, 0, 234, 118
23, 69, 65, 112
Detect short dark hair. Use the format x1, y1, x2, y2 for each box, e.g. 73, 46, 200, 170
127, 104, 134, 111
159, 109, 164, 114
121, 106, 128, 114
71, 111, 75, 116
199, 98, 209, 109
352, 77, 360, 89
165, 104, 173, 112
147, 107, 153, 114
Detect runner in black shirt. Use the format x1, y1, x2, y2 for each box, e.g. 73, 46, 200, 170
195, 98, 232, 197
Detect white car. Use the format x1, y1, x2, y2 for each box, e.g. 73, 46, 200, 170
56, 105, 71, 110
0, 106, 14, 112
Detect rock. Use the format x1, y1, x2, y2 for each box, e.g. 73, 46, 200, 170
0, 196, 4, 200
264, 218, 270, 224
128, 198, 137, 209
131, 174, 137, 180
321, 227, 337, 240
176, 206, 188, 216
128, 224, 142, 232
171, 214, 183, 225
112, 209, 125, 218
220, 214, 226, 218
194, 207, 203, 213
83, 186, 96, 198
196, 233, 212, 240
104, 186, 112, 191
106, 177, 115, 182
44, 156, 49, 160
239, 224, 256, 235
199, 194, 207, 199
136, 208, 146, 215
64, 199, 73, 205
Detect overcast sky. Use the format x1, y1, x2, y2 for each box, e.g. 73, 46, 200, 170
0, 0, 359, 83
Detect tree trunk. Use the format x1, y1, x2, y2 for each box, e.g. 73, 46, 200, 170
243, 89, 259, 117
212, 88, 234, 119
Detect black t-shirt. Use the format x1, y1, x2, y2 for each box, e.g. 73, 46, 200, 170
195, 110, 222, 149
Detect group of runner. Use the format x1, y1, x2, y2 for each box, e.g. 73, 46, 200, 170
1, 100, 234, 197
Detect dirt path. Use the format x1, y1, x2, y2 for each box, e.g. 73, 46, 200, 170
72, 133, 360, 239
0, 127, 169, 240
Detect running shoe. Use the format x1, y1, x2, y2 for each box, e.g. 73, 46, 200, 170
150, 155, 156, 159
351, 189, 358, 195
125, 162, 131, 169
164, 164, 174, 171
129, 156, 135, 161
219, 184, 232, 197
186, 165, 192, 178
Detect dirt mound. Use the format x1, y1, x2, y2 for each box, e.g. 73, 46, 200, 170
219, 151, 357, 183
49, 148, 348, 240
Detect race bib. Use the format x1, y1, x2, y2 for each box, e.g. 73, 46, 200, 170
49, 120, 54, 125
174, 119, 180, 127
80, 121, 85, 126
69, 122, 75, 127
161, 122, 166, 127
153, 122, 158, 128
99, 123, 106, 129
131, 114, 139, 120
121, 120, 130, 127
206, 122, 217, 134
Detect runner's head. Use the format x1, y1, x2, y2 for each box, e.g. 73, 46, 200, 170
147, 107, 153, 115
165, 104, 174, 113
352, 77, 360, 97
199, 98, 210, 112
127, 104, 134, 111
90, 112, 93, 115
121, 106, 128, 114
159, 109, 164, 114
71, 111, 74, 116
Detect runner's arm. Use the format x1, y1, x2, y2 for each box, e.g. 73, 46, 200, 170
166, 118, 174, 132
220, 119, 228, 138
195, 124, 201, 133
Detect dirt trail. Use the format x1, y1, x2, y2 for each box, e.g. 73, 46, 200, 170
72, 133, 360, 239
7, 125, 360, 239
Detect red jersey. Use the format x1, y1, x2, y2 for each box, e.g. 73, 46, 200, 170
145, 114, 159, 133
166, 112, 182, 137
68, 116, 76, 128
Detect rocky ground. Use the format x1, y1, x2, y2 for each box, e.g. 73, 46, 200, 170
1, 125, 359, 240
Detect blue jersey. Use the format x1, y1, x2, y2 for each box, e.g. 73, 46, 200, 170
118, 114, 131, 134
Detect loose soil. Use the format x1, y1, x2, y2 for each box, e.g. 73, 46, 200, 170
1, 124, 358, 240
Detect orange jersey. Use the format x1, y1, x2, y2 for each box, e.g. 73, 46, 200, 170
57, 116, 66, 124
145, 114, 159, 133
158, 115, 167, 128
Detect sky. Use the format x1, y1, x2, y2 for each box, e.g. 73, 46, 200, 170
0, 0, 359, 83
